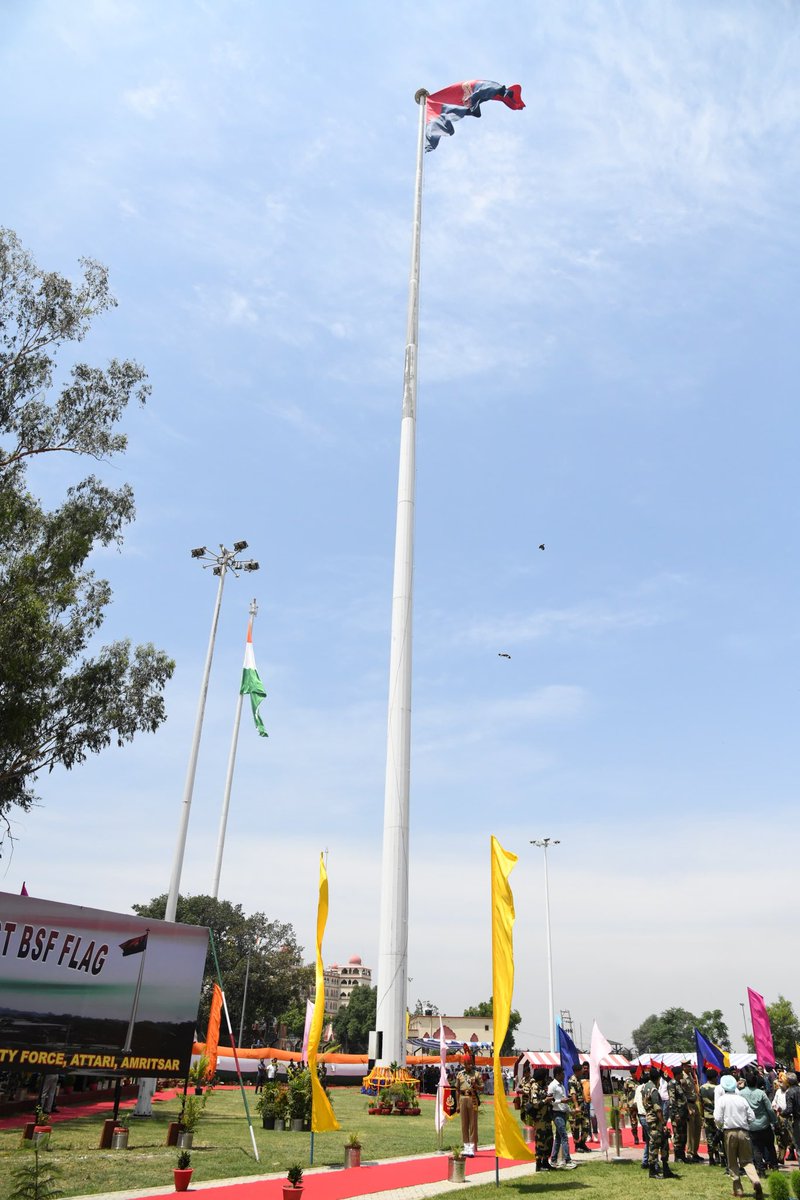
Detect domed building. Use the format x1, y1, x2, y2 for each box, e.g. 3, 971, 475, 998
322, 954, 372, 1014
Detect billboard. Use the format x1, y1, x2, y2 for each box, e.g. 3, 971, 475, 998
0, 892, 208, 1078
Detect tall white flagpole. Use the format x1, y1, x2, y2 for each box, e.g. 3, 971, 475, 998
373, 88, 428, 1068
211, 597, 258, 899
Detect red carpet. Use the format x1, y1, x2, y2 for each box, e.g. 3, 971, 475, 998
139, 1149, 527, 1200
0, 1088, 181, 1131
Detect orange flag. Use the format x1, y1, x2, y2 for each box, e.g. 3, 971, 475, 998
205, 983, 223, 1079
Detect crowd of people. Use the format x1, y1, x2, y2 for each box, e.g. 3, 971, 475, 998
623, 1061, 800, 1194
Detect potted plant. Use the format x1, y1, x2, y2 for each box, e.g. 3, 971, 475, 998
111, 1112, 129, 1150
177, 1095, 205, 1149
288, 1070, 311, 1132
32, 1105, 52, 1145
274, 1085, 291, 1130
283, 1163, 303, 1200
448, 1144, 466, 1183
256, 1081, 279, 1129
377, 1090, 392, 1115
174, 1150, 193, 1193
188, 1054, 211, 1095
344, 1131, 362, 1169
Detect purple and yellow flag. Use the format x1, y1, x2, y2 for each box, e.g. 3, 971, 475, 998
309, 854, 339, 1132
425, 80, 524, 152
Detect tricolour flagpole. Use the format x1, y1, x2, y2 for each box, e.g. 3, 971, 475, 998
373, 88, 428, 1068
211, 597, 258, 899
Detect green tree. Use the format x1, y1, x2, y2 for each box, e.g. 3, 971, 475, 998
631, 1007, 697, 1054
0, 228, 173, 835
332, 984, 377, 1053
132, 894, 313, 1037
463, 999, 520, 1055
697, 1009, 731, 1050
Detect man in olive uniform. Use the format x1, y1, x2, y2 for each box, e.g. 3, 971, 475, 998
700, 1067, 727, 1168
667, 1064, 690, 1162
682, 1061, 705, 1162
644, 1067, 676, 1179
569, 1066, 590, 1152
624, 1073, 640, 1145
456, 1047, 483, 1157
529, 1067, 555, 1171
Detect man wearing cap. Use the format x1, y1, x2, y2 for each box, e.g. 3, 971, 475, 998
715, 1073, 763, 1198
644, 1066, 677, 1179
455, 1047, 483, 1157
568, 1064, 591, 1152
700, 1067, 727, 1168
682, 1060, 705, 1162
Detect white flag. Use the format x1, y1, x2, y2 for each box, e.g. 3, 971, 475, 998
589, 1021, 614, 1153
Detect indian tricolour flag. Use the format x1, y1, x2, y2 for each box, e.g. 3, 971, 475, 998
241, 618, 268, 737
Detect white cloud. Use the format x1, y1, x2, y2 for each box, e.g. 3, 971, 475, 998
122, 79, 180, 118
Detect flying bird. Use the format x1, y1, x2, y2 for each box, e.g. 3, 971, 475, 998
498, 652, 511, 659
538, 543, 545, 551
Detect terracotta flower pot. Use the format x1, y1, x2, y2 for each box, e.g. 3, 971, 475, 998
283, 1187, 303, 1200
174, 1167, 193, 1192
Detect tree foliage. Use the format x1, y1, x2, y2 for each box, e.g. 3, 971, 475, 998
132, 893, 313, 1037
332, 984, 376, 1053
631, 1005, 731, 1053
463, 998, 520, 1055
0, 228, 173, 832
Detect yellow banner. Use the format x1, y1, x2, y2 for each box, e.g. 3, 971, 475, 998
491, 836, 534, 1162
308, 854, 339, 1132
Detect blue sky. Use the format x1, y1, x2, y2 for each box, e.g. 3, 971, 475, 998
2, 0, 798, 1052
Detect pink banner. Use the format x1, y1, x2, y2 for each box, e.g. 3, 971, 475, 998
748, 987, 776, 1066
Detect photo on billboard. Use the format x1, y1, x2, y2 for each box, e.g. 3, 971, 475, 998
0, 892, 209, 1078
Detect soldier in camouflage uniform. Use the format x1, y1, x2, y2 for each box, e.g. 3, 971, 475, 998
700, 1067, 727, 1168
529, 1067, 555, 1171
569, 1067, 590, 1152
624, 1074, 640, 1144
667, 1065, 690, 1162
644, 1067, 676, 1179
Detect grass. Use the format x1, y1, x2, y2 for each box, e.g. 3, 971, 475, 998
0, 1088, 770, 1200
0, 1088, 481, 1199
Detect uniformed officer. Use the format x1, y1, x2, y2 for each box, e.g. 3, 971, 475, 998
455, 1046, 483, 1157
623, 1073, 640, 1145
644, 1067, 676, 1179
529, 1066, 555, 1171
667, 1064, 690, 1162
569, 1065, 590, 1152
700, 1066, 727, 1168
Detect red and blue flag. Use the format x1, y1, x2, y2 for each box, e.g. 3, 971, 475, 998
425, 80, 524, 152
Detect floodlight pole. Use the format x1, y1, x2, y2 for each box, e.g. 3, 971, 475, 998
165, 544, 259, 924
531, 838, 560, 1053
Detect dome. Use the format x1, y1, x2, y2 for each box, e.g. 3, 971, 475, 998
348, 954, 362, 965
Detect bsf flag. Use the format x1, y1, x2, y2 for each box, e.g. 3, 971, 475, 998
442, 1086, 456, 1118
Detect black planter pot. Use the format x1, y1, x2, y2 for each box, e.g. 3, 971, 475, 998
262, 1115, 276, 1129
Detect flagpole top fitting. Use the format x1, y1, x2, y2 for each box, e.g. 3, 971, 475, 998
415, 89, 429, 104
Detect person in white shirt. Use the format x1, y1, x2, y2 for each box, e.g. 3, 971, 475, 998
547, 1068, 577, 1169
714, 1074, 763, 1198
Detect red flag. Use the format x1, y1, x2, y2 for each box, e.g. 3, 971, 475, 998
204, 984, 223, 1079
119, 932, 148, 957
20, 882, 28, 896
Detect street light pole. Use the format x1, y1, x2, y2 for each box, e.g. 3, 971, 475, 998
531, 838, 560, 1053
740, 1001, 749, 1044
165, 542, 259, 923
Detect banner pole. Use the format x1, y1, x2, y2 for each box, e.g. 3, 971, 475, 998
310, 1130, 314, 1165
209, 931, 260, 1162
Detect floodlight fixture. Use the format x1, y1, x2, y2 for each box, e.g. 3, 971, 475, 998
191, 546, 206, 558
212, 565, 222, 575
244, 561, 259, 572
233, 539, 249, 552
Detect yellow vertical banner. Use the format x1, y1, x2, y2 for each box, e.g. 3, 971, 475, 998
309, 853, 340, 1132
491, 835, 534, 1162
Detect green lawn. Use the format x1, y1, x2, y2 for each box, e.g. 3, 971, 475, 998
0, 1087, 777, 1200
0, 1087, 478, 1199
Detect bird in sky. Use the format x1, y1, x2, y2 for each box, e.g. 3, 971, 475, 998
498, 652, 511, 659
538, 543, 545, 550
